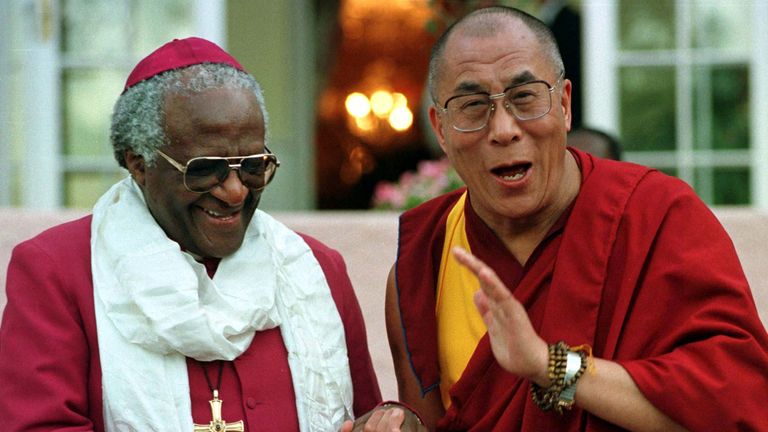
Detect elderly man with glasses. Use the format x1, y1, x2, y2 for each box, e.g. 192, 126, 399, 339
386, 6, 768, 431
0, 37, 409, 431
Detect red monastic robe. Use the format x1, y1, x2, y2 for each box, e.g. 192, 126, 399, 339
396, 149, 768, 431
0, 216, 381, 431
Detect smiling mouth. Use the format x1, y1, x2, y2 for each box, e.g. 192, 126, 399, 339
492, 163, 531, 181
201, 207, 240, 221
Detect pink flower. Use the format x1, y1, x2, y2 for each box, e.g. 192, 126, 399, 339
371, 156, 464, 210
372, 182, 406, 209
399, 172, 416, 189
418, 159, 447, 179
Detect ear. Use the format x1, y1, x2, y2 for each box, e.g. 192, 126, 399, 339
124, 150, 147, 187
428, 105, 449, 155
560, 79, 573, 132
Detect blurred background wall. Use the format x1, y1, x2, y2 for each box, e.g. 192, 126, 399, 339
1, 0, 766, 211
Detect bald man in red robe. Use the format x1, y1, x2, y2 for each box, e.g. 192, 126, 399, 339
386, 6, 768, 431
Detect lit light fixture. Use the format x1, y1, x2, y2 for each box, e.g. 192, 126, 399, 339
370, 90, 394, 118
345, 89, 413, 138
345, 92, 371, 118
389, 106, 413, 131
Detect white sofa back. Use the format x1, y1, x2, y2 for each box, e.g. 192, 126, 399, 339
1, 207, 767, 400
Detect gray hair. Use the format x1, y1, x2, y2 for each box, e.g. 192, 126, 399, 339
427, 6, 565, 105
110, 63, 269, 168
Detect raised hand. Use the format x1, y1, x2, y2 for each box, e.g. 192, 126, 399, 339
451, 246, 550, 386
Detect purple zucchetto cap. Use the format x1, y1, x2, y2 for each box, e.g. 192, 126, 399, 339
122, 37, 245, 93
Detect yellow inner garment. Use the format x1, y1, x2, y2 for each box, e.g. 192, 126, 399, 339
435, 192, 487, 408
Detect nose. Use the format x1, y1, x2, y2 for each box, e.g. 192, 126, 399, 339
210, 169, 249, 206
487, 98, 523, 145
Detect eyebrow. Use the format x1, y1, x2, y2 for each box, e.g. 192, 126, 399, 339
450, 70, 540, 95
507, 70, 538, 85
452, 81, 485, 95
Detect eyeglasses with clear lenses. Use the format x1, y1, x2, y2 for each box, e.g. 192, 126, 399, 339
439, 72, 564, 132
156, 148, 280, 193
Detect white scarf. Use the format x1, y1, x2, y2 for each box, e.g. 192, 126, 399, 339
91, 178, 353, 431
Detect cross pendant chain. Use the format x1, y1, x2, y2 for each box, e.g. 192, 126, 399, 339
193, 390, 245, 432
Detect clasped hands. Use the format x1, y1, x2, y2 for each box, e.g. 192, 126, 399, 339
341, 401, 427, 431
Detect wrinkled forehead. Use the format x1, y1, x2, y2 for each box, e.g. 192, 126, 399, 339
161, 87, 266, 158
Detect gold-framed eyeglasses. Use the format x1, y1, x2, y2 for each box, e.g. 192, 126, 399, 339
156, 148, 280, 193
439, 71, 564, 132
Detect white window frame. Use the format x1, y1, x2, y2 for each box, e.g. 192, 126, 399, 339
0, 0, 13, 206
751, 0, 768, 209
9, 0, 225, 209
583, 0, 768, 209
11, 0, 62, 209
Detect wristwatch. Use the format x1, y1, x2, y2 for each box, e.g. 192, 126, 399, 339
557, 350, 583, 410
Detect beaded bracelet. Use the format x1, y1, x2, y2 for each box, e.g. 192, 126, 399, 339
531, 341, 590, 414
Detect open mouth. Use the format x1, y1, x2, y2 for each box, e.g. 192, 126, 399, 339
492, 163, 531, 182
200, 207, 240, 221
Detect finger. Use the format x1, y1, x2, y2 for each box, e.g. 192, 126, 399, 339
452, 247, 509, 302
451, 246, 484, 274
340, 419, 353, 432
364, 409, 386, 430
388, 407, 405, 426
473, 289, 490, 316
474, 290, 498, 331
380, 408, 405, 431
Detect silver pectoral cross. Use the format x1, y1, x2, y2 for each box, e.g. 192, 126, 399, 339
193, 390, 245, 432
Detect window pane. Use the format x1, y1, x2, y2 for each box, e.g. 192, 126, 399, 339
692, 1, 751, 49
620, 66, 676, 152
698, 167, 751, 205
63, 69, 124, 156
133, 0, 194, 56
619, 0, 675, 50
62, 0, 129, 55
60, 0, 196, 209
692, 65, 749, 151
65, 172, 126, 209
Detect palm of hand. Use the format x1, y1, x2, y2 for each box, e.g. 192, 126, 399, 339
455, 247, 549, 384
